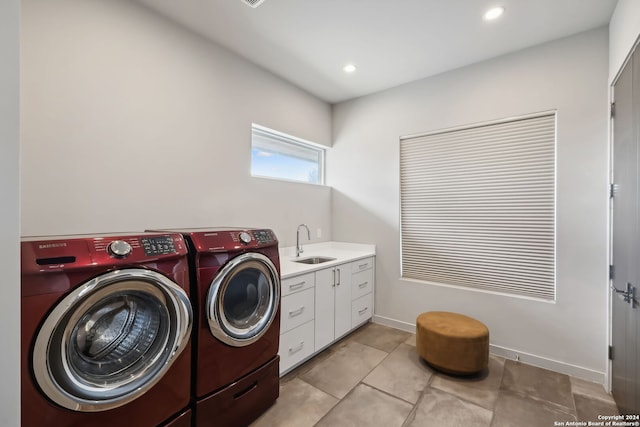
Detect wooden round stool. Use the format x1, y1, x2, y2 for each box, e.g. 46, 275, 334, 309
416, 311, 489, 375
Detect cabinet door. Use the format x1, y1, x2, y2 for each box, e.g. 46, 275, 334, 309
334, 264, 352, 340
315, 267, 335, 351
281, 287, 315, 333
279, 321, 315, 375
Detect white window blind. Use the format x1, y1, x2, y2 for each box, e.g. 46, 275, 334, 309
400, 113, 556, 300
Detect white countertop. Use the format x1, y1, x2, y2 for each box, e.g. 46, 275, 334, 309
279, 241, 376, 279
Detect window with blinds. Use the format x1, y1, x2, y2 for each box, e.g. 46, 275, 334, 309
400, 112, 556, 301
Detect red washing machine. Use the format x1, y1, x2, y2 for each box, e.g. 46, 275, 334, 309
21, 233, 194, 427
149, 227, 281, 427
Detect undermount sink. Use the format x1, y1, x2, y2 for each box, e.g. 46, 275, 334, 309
292, 256, 336, 265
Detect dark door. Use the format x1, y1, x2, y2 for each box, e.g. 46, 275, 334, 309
611, 46, 640, 415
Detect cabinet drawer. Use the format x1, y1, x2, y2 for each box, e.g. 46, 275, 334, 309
281, 272, 315, 297
281, 287, 315, 333
351, 257, 374, 274
351, 293, 373, 328
279, 320, 314, 375
351, 269, 373, 300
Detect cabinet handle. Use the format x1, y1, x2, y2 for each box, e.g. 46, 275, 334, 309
358, 307, 369, 315
288, 306, 305, 317
358, 281, 369, 289
289, 281, 305, 290
359, 263, 369, 270
337, 268, 341, 286
332, 269, 336, 287
289, 340, 305, 354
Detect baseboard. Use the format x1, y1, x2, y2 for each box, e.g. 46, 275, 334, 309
373, 315, 416, 333
372, 315, 605, 384
489, 345, 605, 384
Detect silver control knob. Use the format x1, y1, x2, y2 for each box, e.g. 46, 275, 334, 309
239, 232, 252, 245
108, 240, 132, 258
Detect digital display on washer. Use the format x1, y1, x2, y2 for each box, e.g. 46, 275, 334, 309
253, 230, 274, 244
141, 236, 176, 256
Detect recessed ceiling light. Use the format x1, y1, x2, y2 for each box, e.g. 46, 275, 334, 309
343, 64, 357, 74
241, 0, 267, 8
483, 6, 505, 21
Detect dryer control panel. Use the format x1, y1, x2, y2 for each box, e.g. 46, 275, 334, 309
183, 228, 278, 253
231, 229, 276, 245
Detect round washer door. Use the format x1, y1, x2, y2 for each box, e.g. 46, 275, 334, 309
207, 252, 280, 347
32, 268, 192, 412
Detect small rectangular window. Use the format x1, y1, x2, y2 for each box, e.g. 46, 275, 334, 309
251, 124, 325, 185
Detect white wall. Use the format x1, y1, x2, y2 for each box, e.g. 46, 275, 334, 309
0, 0, 20, 424
20, 0, 332, 247
609, 0, 640, 82
330, 28, 610, 381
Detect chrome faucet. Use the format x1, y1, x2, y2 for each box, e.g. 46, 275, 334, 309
296, 224, 310, 257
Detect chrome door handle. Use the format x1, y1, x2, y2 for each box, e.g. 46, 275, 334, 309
612, 282, 636, 308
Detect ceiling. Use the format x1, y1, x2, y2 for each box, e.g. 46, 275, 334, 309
135, 0, 618, 104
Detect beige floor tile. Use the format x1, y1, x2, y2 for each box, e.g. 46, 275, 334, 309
251, 378, 338, 427
348, 322, 413, 353
363, 343, 433, 404
299, 340, 387, 399
501, 359, 575, 413
491, 389, 576, 427
574, 394, 620, 422
316, 384, 413, 427
284, 343, 337, 379
430, 355, 505, 410
262, 323, 587, 426
404, 387, 492, 427
570, 377, 617, 405
404, 334, 416, 347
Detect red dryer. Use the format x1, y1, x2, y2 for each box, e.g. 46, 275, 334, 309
21, 233, 194, 427
150, 227, 281, 427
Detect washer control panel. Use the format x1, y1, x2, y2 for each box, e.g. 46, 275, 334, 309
141, 236, 176, 256
253, 229, 275, 244
239, 232, 252, 244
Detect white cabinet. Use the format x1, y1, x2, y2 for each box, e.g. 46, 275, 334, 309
352, 292, 373, 328
279, 274, 315, 375
279, 321, 314, 374
350, 258, 374, 328
351, 268, 373, 301
315, 263, 352, 351
281, 287, 314, 333
281, 272, 314, 297
279, 256, 375, 376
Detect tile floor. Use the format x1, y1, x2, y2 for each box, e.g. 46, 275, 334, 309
251, 323, 619, 427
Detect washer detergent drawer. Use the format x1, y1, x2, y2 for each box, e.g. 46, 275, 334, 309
281, 287, 314, 333
196, 356, 279, 427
